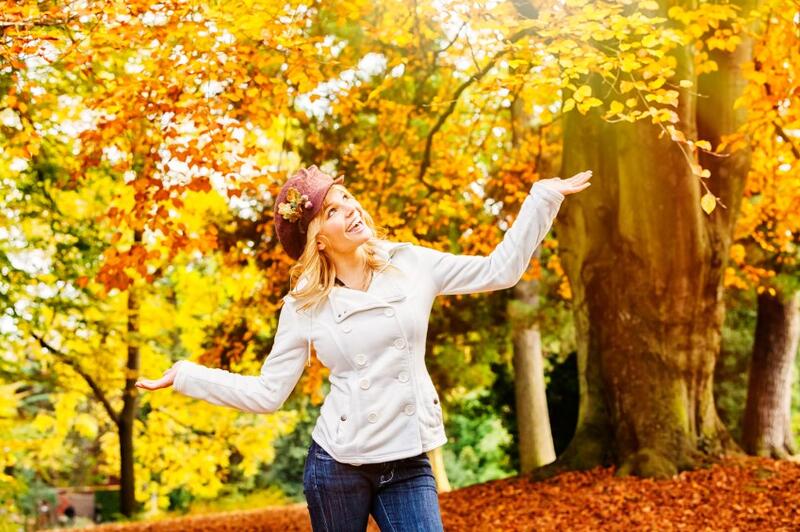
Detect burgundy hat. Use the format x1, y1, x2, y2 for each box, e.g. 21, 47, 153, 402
274, 165, 344, 260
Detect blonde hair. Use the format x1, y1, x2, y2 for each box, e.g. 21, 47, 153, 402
288, 184, 397, 312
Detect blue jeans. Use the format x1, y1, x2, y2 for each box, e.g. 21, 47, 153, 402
303, 438, 445, 531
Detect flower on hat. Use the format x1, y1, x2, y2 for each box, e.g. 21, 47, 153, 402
277, 187, 313, 223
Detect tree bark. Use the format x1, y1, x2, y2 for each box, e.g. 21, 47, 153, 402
119, 228, 142, 517
542, 0, 756, 478
508, 95, 557, 473
742, 289, 800, 458
510, 260, 557, 472
427, 445, 452, 492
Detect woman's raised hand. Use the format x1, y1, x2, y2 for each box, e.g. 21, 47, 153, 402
135, 360, 187, 391
537, 170, 592, 196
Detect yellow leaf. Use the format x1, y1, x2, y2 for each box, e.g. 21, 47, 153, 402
640, 0, 660, 10
620, 80, 635, 93
669, 127, 686, 142
679, 79, 693, 88
577, 101, 594, 114
700, 192, 716, 214
574, 85, 592, 102
695, 140, 712, 151
642, 34, 659, 48
563, 98, 576, 112
609, 100, 625, 114
730, 244, 745, 264
620, 53, 641, 72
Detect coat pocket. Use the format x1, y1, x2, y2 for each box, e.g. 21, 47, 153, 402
422, 391, 443, 427
335, 410, 349, 443
431, 395, 443, 425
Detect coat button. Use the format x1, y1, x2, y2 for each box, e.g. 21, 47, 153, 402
340, 414, 347, 421
393, 337, 406, 350
354, 353, 367, 366
398, 371, 409, 383
384, 307, 395, 317
367, 412, 378, 423
342, 324, 352, 333
433, 398, 439, 404
359, 378, 370, 390
404, 404, 415, 416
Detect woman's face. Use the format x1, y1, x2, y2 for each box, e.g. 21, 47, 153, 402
316, 185, 372, 255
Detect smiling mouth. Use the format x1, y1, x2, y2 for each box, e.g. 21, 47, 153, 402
347, 217, 364, 233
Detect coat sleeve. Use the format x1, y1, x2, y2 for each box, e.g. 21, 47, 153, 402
413, 181, 565, 296
172, 298, 308, 414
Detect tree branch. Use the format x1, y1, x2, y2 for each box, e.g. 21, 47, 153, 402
0, 18, 72, 28
417, 27, 536, 186
31, 331, 121, 426
774, 121, 800, 160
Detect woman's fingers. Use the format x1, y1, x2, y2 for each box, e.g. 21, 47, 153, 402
135, 361, 185, 391
136, 374, 172, 391
135, 378, 158, 391
570, 182, 592, 193
568, 173, 591, 184
566, 170, 592, 184
561, 171, 592, 194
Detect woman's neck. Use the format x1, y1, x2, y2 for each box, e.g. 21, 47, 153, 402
330, 249, 371, 290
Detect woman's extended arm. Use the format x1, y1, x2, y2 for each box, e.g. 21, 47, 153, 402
413, 172, 590, 296
136, 297, 308, 414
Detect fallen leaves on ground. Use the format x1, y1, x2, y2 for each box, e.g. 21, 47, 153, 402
438, 455, 800, 531
75, 456, 800, 531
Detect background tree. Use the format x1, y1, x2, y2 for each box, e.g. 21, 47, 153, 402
523, 0, 761, 477
724, 4, 800, 458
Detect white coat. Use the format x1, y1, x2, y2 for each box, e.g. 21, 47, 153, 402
173, 180, 565, 465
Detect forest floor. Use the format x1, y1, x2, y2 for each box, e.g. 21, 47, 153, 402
80, 455, 800, 531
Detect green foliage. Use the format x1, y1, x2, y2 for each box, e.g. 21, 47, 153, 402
442, 387, 516, 488
715, 289, 757, 445
256, 395, 320, 502
11, 469, 55, 519
166, 486, 191, 513
427, 290, 512, 392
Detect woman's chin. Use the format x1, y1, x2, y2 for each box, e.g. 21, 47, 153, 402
350, 228, 372, 243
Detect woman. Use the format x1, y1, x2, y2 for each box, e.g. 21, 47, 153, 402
136, 164, 592, 531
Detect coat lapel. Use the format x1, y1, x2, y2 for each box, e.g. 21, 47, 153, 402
329, 241, 411, 323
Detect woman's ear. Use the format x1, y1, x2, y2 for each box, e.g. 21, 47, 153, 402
317, 240, 325, 251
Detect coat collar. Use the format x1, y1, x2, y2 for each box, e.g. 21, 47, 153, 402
328, 240, 411, 323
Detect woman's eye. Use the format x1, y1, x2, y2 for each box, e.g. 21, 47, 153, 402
327, 208, 336, 217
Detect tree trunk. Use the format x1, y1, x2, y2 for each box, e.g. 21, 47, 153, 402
510, 261, 557, 472
545, 0, 755, 478
508, 95, 557, 473
119, 228, 142, 517
742, 289, 800, 458
427, 441, 452, 492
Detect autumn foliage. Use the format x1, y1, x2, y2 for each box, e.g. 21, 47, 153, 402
2, 0, 799, 526
75, 456, 800, 531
